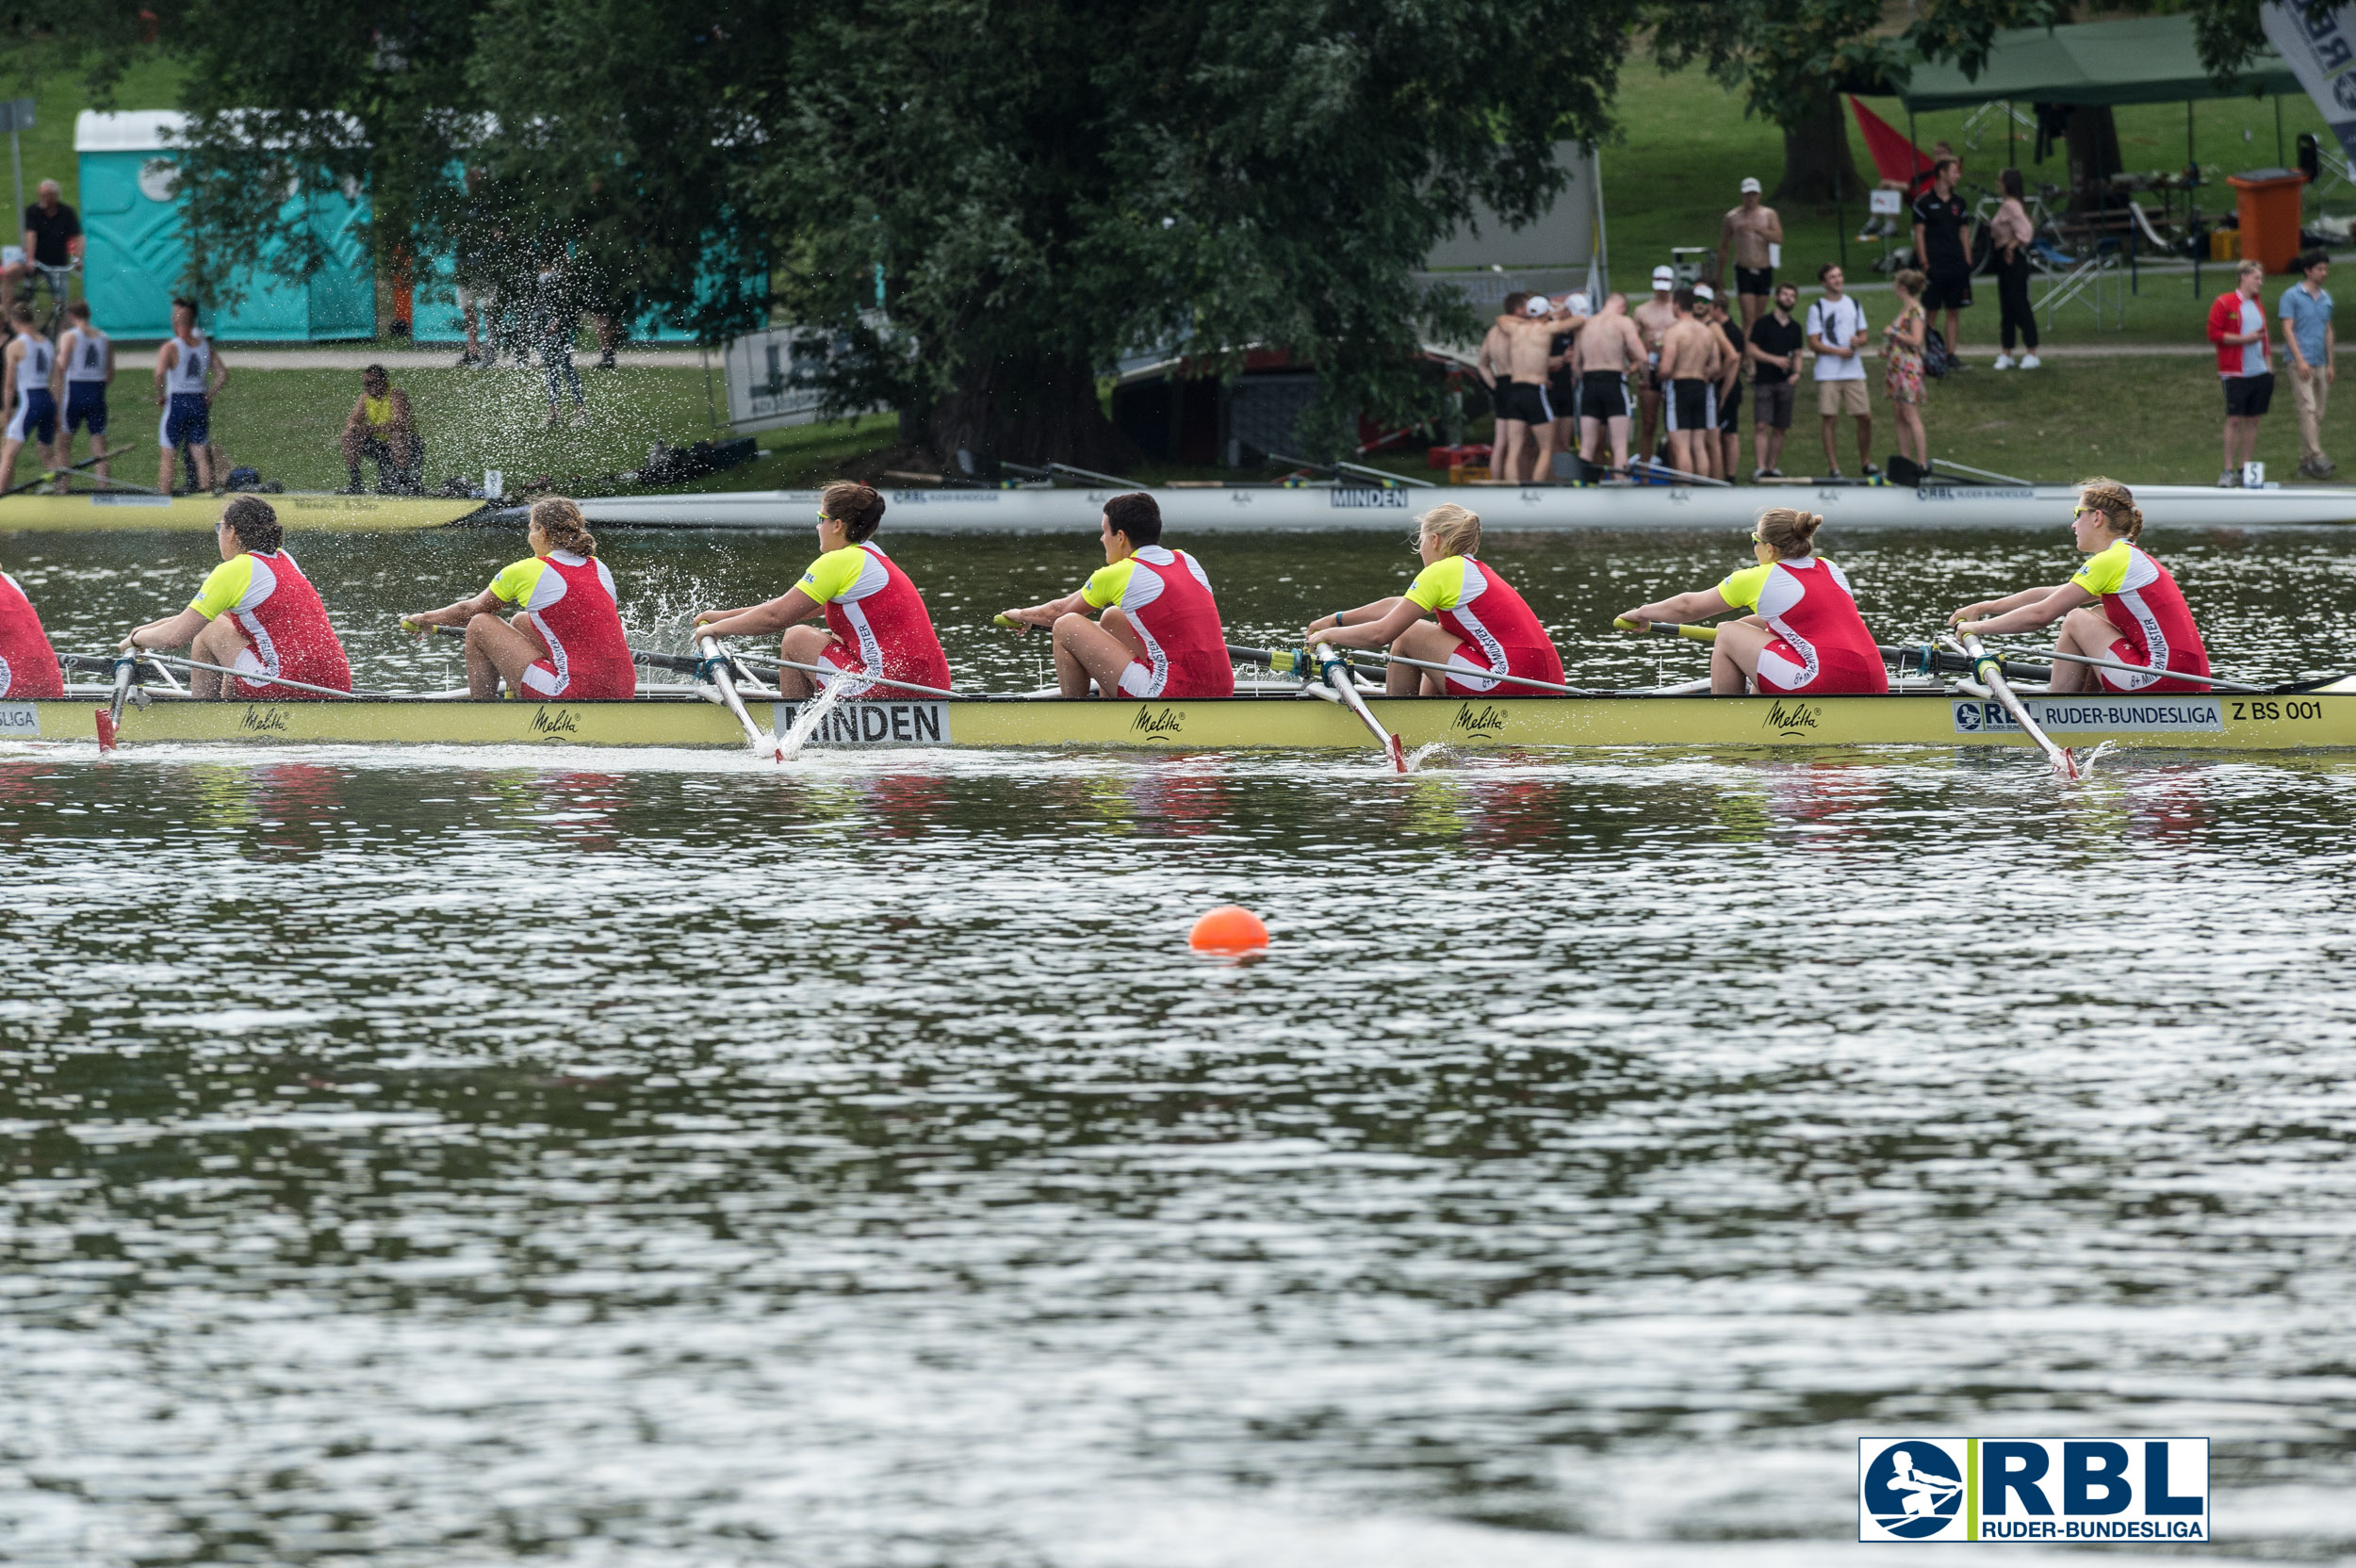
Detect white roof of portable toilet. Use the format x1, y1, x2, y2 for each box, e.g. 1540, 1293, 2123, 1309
75, 110, 188, 153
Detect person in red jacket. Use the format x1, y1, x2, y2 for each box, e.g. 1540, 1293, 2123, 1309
0, 554, 63, 698
2208, 259, 2273, 488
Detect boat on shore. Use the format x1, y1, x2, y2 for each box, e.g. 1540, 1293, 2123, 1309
17, 679, 2356, 754
0, 491, 487, 532
565, 481, 2356, 534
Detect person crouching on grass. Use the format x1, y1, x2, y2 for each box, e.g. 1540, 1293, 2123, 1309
340, 365, 422, 494
997, 490, 1234, 700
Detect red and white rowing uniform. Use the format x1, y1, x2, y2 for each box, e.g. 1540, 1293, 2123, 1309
489, 549, 636, 698
1081, 545, 1233, 698
1402, 554, 1565, 694
2070, 538, 2211, 693
1717, 555, 1888, 694
188, 549, 352, 698
798, 541, 953, 696
0, 570, 62, 698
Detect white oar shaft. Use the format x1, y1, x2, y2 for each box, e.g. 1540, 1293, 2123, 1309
2033, 647, 2266, 694
1352, 648, 1594, 695
770, 657, 957, 700
1310, 637, 1406, 772
1961, 633, 2077, 779
137, 651, 364, 699
695, 636, 779, 760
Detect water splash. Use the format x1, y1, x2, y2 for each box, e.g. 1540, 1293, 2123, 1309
1403, 742, 1455, 773
2071, 740, 2119, 777
777, 675, 859, 759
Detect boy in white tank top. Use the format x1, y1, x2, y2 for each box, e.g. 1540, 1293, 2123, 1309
0, 301, 57, 495
154, 296, 227, 494
56, 300, 112, 485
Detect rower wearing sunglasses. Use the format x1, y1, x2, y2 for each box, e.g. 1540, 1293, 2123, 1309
693, 482, 952, 699
1301, 502, 1564, 695
1948, 478, 2210, 694
1618, 506, 1888, 695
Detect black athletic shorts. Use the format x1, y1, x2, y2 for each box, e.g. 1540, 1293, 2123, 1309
1497, 380, 1553, 426
1664, 377, 1716, 433
1548, 371, 1579, 420
1735, 265, 1774, 298
1922, 267, 1974, 312
1489, 380, 1508, 418
2224, 371, 2275, 417
1579, 370, 1628, 421
1717, 382, 1742, 433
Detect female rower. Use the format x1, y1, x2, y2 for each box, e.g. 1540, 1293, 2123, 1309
693, 482, 951, 697
122, 497, 352, 698
402, 497, 635, 701
0, 554, 63, 698
1949, 477, 2210, 693
1618, 507, 1889, 695
1302, 502, 1564, 695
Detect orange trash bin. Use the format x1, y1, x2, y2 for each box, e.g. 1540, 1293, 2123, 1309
2229, 168, 2309, 274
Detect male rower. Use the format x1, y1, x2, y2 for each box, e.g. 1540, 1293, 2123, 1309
1632, 265, 1682, 465
155, 297, 226, 495
1657, 286, 1726, 482
55, 300, 112, 485
997, 490, 1234, 700
0, 301, 57, 495
1493, 295, 1560, 483
1575, 294, 1646, 482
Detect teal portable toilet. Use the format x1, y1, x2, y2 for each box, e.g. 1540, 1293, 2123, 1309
75, 110, 376, 341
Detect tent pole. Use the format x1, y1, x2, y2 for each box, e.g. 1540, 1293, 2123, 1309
2276, 94, 2284, 167
2190, 101, 2200, 301
2008, 101, 2016, 170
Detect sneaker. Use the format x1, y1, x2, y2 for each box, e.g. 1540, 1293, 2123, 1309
569, 406, 591, 428
596, 350, 617, 370
2319, 458, 2339, 478
1752, 466, 1769, 481
1991, 353, 2015, 370
2217, 469, 2241, 488
454, 350, 478, 368
2019, 353, 2041, 369
1860, 462, 1882, 479
1824, 468, 1843, 480
543, 408, 561, 429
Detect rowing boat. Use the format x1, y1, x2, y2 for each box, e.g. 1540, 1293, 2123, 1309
16, 681, 2356, 752
0, 492, 486, 532
566, 481, 2356, 534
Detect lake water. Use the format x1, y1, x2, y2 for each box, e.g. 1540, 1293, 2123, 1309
4, 521, 2354, 1565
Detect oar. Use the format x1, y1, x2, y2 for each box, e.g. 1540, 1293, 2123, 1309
1957, 632, 2076, 779
693, 635, 781, 760
1618, 619, 2068, 686
2030, 647, 2268, 694
135, 650, 374, 698
96, 653, 135, 751
2, 453, 111, 498
1306, 636, 1406, 772
1615, 615, 1718, 645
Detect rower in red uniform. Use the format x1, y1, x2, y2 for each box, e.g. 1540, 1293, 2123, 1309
1303, 501, 1565, 694
694, 482, 952, 698
0, 556, 63, 698
402, 496, 636, 701
1950, 477, 2211, 694
122, 497, 352, 699
998, 491, 1234, 699
1619, 506, 1890, 695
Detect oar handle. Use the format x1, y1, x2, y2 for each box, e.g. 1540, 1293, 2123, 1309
1614, 617, 1717, 645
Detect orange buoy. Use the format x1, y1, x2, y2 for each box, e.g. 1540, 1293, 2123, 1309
1189, 905, 1269, 952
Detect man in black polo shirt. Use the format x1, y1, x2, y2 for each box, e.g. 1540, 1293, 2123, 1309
1745, 281, 1806, 478
5, 180, 80, 313
1911, 156, 1977, 365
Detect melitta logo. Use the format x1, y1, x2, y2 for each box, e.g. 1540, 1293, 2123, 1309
1858, 1438, 2209, 1543
238, 706, 289, 733
530, 707, 581, 736
1451, 702, 1506, 735
1762, 698, 1821, 734
1131, 706, 1185, 735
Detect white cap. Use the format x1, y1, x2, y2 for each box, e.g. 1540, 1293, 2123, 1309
1652, 264, 1676, 286
1525, 295, 1550, 316
1693, 282, 1714, 302
1741, 176, 1762, 194
1566, 293, 1590, 316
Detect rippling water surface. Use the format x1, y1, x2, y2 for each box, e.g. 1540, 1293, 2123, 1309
4, 523, 2355, 1565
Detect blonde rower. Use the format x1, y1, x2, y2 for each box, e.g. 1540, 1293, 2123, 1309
402, 497, 635, 701
1304, 502, 1564, 694
1619, 507, 1888, 695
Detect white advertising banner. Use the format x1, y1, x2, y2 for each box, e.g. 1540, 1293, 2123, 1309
2262, 2, 2356, 164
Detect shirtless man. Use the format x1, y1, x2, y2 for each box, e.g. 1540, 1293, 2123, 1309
1717, 177, 1784, 333
1476, 293, 1528, 483
1657, 288, 1727, 481
1632, 265, 1683, 468
1573, 293, 1647, 482
1495, 295, 1561, 483
1546, 293, 1589, 463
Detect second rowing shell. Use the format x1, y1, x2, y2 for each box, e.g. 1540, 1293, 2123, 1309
569, 482, 2356, 533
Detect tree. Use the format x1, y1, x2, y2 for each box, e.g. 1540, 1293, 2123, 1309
464, 0, 1648, 467
1651, 0, 1884, 205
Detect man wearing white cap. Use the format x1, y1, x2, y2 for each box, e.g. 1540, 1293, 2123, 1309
1633, 266, 1682, 466
1718, 177, 1784, 335
1492, 293, 1561, 483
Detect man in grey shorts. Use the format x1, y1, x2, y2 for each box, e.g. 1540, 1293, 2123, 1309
1745, 281, 1805, 479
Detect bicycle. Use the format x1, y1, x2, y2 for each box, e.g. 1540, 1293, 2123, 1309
17, 260, 75, 339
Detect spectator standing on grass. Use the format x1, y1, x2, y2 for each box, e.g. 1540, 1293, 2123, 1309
1988, 170, 2040, 370
2282, 248, 2336, 480
1716, 177, 1783, 334
533, 254, 590, 429
2, 180, 80, 314
2209, 259, 2273, 487
1806, 265, 1874, 480
1885, 270, 1930, 470
1747, 282, 1804, 479
1707, 288, 1745, 481
53, 301, 111, 486
154, 297, 224, 496
1911, 156, 1977, 366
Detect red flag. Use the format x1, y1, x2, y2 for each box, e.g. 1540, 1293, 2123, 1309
1849, 96, 1934, 193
